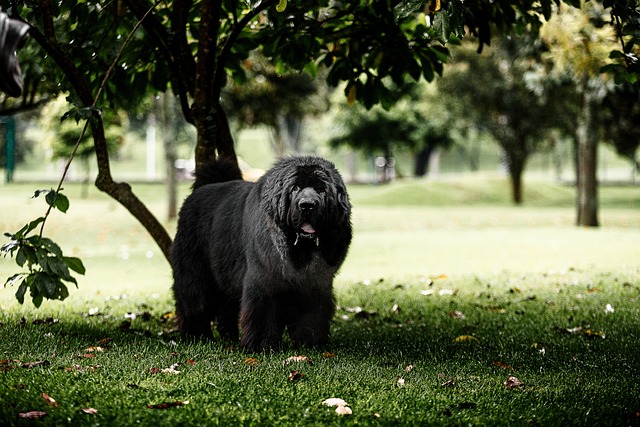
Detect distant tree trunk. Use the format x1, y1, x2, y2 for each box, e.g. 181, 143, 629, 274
575, 75, 600, 227
504, 147, 527, 205
414, 146, 433, 177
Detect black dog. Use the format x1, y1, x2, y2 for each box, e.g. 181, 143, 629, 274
171, 156, 352, 352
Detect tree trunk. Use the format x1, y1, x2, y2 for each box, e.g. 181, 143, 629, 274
413, 146, 432, 177
575, 75, 600, 227
161, 93, 177, 221
505, 149, 526, 205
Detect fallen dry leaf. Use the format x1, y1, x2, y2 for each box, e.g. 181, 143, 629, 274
244, 357, 259, 367
147, 400, 189, 409
42, 392, 58, 407
449, 310, 466, 319
18, 411, 47, 419
323, 352, 336, 359
22, 360, 50, 369
441, 379, 456, 388
391, 303, 400, 314
335, 405, 352, 415
420, 289, 434, 296
322, 398, 349, 407
84, 346, 104, 353
585, 329, 606, 339
453, 335, 477, 343
186, 358, 197, 366
284, 355, 313, 366
492, 361, 514, 371
81, 408, 98, 415
505, 375, 524, 389
288, 370, 304, 382
397, 377, 406, 387
405, 364, 414, 373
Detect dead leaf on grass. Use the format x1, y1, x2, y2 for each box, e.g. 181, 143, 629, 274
585, 329, 606, 339
323, 352, 336, 359
147, 400, 189, 409
322, 398, 349, 407
397, 377, 406, 387
453, 335, 477, 343
492, 361, 514, 371
505, 375, 524, 389
22, 360, 50, 369
449, 310, 466, 319
42, 392, 58, 407
441, 379, 456, 388
284, 355, 313, 365
288, 370, 304, 382
335, 405, 352, 415
18, 410, 47, 419
405, 364, 414, 373
84, 346, 104, 353
244, 357, 260, 367
81, 408, 98, 415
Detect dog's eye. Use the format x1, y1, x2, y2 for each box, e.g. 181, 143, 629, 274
292, 185, 300, 193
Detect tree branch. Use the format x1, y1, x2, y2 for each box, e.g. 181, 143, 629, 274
32, 0, 174, 264
213, 0, 278, 100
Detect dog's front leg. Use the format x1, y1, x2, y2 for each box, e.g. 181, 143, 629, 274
240, 291, 284, 352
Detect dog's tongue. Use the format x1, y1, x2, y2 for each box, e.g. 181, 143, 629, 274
301, 223, 316, 234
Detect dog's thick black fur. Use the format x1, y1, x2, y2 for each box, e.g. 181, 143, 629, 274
171, 156, 352, 352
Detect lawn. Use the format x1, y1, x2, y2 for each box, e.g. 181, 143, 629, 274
0, 176, 638, 425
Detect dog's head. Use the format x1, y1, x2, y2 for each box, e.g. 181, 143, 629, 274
262, 157, 351, 251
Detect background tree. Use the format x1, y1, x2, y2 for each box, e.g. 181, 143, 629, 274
437, 35, 563, 204
602, 82, 640, 174
2, 0, 640, 270
541, 2, 617, 226
222, 53, 330, 156
329, 82, 453, 180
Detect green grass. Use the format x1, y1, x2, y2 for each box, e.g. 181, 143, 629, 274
0, 177, 639, 425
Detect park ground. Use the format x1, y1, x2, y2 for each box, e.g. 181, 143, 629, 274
0, 171, 638, 425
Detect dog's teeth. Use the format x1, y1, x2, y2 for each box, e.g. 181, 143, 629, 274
315, 237, 320, 246
294, 233, 300, 246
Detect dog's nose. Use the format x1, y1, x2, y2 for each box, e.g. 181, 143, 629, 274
298, 198, 316, 211
298, 188, 318, 211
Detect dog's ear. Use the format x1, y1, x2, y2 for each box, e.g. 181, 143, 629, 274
321, 179, 352, 266
262, 175, 290, 226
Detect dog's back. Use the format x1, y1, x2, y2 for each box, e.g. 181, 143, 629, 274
193, 156, 243, 189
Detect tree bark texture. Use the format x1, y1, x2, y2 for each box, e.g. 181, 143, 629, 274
575, 75, 600, 227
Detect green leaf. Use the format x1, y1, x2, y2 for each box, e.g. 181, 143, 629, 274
64, 257, 86, 275
45, 191, 70, 213
276, 0, 287, 13
432, 10, 450, 45
40, 238, 64, 258
47, 257, 74, 283
16, 247, 27, 267
33, 293, 43, 308
15, 280, 28, 304
4, 273, 25, 288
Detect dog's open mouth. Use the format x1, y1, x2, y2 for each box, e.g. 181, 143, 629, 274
294, 223, 319, 246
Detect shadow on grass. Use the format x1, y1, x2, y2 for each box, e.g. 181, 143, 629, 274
1, 271, 639, 425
